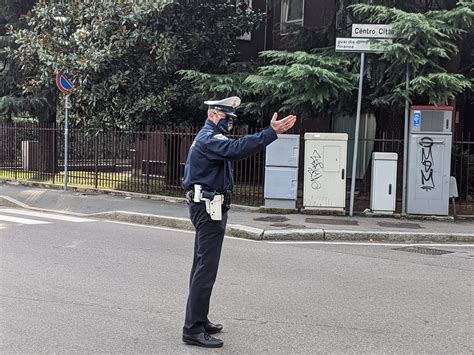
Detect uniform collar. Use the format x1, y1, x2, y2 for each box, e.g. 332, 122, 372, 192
205, 119, 220, 133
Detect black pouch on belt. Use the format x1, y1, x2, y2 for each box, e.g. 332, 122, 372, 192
185, 190, 194, 203
224, 191, 232, 209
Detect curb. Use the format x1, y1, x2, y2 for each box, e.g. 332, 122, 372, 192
263, 229, 325, 241
0, 196, 30, 209
1, 194, 473, 243
324, 230, 474, 243
226, 225, 264, 240
90, 211, 195, 231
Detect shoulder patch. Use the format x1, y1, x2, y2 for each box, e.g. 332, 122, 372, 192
212, 134, 229, 141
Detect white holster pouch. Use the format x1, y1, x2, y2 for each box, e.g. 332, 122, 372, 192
193, 184, 224, 221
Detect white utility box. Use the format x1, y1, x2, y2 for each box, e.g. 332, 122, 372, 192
370, 152, 398, 214
303, 133, 348, 212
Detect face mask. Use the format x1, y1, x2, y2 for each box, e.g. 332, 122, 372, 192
217, 115, 234, 134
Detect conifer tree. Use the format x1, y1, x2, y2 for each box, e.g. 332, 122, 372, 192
350, 0, 473, 106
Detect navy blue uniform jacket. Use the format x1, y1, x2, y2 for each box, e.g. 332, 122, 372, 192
183, 119, 278, 193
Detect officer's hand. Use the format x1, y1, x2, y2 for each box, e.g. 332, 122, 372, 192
271, 112, 297, 134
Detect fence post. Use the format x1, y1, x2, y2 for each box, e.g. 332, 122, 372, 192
14, 123, 17, 180
94, 133, 99, 189
52, 123, 56, 184
146, 128, 150, 195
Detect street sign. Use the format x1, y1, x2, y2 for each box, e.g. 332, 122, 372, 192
352, 24, 395, 39
336, 24, 404, 216
54, 70, 75, 191
56, 71, 74, 95
335, 38, 392, 53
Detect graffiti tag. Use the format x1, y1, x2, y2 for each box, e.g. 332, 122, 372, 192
308, 149, 323, 189
419, 137, 435, 191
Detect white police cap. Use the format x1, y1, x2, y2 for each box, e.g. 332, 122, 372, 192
204, 96, 241, 117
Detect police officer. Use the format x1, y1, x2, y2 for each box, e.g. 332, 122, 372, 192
182, 96, 297, 348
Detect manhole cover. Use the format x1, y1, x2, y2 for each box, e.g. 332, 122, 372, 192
305, 218, 359, 226
254, 216, 289, 222
378, 222, 422, 229
393, 246, 454, 255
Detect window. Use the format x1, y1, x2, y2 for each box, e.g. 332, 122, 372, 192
281, 0, 304, 33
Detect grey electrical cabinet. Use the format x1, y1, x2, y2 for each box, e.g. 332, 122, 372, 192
406, 106, 454, 215
370, 152, 397, 214
264, 134, 300, 209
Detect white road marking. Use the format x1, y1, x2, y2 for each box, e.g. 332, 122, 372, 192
104, 221, 259, 242
101, 221, 474, 246
105, 220, 195, 234
266, 241, 474, 247
0, 209, 95, 223
0, 214, 50, 225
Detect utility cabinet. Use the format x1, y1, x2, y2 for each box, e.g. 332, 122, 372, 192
406, 106, 453, 215
303, 133, 348, 212
370, 152, 398, 214
264, 134, 300, 209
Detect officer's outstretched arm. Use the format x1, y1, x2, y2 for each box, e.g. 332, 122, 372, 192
204, 127, 278, 161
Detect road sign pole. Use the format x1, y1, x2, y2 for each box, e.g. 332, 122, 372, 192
55, 70, 74, 191
349, 52, 365, 217
402, 63, 410, 214
64, 95, 69, 191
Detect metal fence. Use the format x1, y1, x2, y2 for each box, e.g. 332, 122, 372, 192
1, 123, 473, 212
0, 123, 265, 206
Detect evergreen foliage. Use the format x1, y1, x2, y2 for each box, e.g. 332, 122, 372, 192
350, 1, 473, 106
181, 51, 357, 121
0, 0, 39, 121
182, 0, 473, 123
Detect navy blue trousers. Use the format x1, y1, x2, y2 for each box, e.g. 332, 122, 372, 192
183, 202, 228, 335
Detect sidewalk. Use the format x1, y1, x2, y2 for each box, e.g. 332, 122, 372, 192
1, 181, 473, 242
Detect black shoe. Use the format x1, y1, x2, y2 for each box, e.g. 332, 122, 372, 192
205, 321, 223, 334
182, 332, 224, 348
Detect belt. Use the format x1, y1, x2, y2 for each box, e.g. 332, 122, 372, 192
186, 190, 232, 208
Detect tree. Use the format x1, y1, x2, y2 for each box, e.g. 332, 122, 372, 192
0, 0, 39, 122
181, 51, 358, 124
5, 0, 263, 130
181, 0, 473, 129
350, 0, 473, 107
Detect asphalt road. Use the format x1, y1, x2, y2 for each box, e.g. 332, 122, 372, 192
1, 209, 473, 353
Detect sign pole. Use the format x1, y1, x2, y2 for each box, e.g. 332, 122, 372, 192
338, 24, 395, 216
402, 63, 409, 214
349, 52, 365, 217
64, 95, 69, 191
56, 71, 74, 191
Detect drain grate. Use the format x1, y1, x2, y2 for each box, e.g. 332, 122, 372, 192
393, 246, 454, 255
254, 216, 289, 222
305, 218, 359, 226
